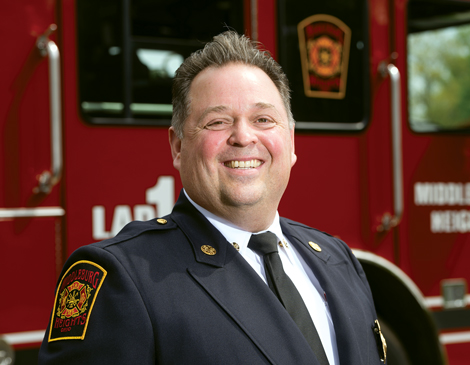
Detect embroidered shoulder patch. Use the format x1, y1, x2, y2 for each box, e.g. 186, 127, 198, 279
48, 260, 107, 342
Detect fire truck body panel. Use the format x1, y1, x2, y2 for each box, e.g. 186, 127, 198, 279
2, 0, 470, 363
0, 0, 63, 351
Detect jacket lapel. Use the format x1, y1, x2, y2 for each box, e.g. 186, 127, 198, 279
281, 219, 373, 365
171, 193, 319, 365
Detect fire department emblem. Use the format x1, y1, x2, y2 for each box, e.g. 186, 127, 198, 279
298, 14, 351, 99
307, 36, 342, 78
56, 281, 92, 319
48, 260, 107, 342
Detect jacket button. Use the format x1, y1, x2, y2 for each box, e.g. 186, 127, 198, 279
201, 245, 217, 255
309, 241, 322, 252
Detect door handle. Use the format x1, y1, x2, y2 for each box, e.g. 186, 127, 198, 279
34, 24, 62, 194
377, 63, 404, 232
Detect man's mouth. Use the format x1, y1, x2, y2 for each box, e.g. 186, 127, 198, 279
224, 160, 262, 169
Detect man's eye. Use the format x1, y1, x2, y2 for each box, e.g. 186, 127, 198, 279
205, 121, 227, 129
256, 118, 275, 125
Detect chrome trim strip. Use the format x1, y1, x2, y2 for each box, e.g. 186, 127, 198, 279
1, 330, 45, 345
295, 120, 366, 131
35, 25, 63, 194
0, 207, 65, 218
388, 64, 404, 225
47, 39, 63, 186
251, 0, 258, 41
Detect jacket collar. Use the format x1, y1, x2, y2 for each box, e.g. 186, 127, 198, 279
171, 191, 232, 268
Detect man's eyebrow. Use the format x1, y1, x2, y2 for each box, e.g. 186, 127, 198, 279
253, 102, 284, 118
197, 105, 230, 123
254, 102, 277, 110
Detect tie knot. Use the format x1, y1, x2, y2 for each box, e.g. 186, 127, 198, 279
248, 231, 279, 256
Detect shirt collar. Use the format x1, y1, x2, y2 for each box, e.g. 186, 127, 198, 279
183, 189, 284, 253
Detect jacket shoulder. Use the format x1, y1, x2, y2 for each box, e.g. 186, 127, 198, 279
280, 216, 353, 259
93, 216, 178, 249
280, 217, 336, 238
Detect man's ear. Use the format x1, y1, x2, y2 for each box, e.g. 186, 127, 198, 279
290, 128, 297, 167
169, 127, 182, 171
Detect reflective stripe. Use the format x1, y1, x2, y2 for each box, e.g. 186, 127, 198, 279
424, 295, 470, 308
1, 330, 46, 345
0, 207, 64, 218
440, 331, 470, 344
424, 296, 444, 308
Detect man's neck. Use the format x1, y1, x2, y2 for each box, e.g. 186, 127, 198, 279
184, 189, 276, 233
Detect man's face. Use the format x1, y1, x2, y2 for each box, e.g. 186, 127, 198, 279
170, 63, 296, 223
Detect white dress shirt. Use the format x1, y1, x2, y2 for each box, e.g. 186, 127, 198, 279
184, 190, 339, 365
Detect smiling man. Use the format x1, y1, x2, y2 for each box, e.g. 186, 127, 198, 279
170, 62, 296, 232
39, 32, 385, 365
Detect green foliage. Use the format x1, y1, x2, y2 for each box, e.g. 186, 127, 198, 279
408, 24, 470, 131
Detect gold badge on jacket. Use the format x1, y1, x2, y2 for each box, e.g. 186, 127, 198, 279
373, 319, 387, 362
201, 245, 217, 255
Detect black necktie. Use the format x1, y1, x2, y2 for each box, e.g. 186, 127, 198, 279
248, 232, 329, 365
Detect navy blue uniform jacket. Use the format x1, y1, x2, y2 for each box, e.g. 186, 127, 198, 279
39, 192, 382, 364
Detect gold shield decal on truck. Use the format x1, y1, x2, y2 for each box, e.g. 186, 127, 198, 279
298, 14, 351, 99
48, 260, 107, 342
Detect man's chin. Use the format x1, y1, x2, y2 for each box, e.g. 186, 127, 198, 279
219, 189, 264, 208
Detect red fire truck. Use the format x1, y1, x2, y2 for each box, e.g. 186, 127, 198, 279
2, 0, 470, 363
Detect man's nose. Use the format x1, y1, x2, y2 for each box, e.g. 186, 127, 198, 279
228, 119, 258, 147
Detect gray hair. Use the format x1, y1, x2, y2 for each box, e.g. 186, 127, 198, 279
171, 31, 294, 138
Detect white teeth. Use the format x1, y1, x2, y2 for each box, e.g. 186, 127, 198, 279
225, 160, 262, 169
